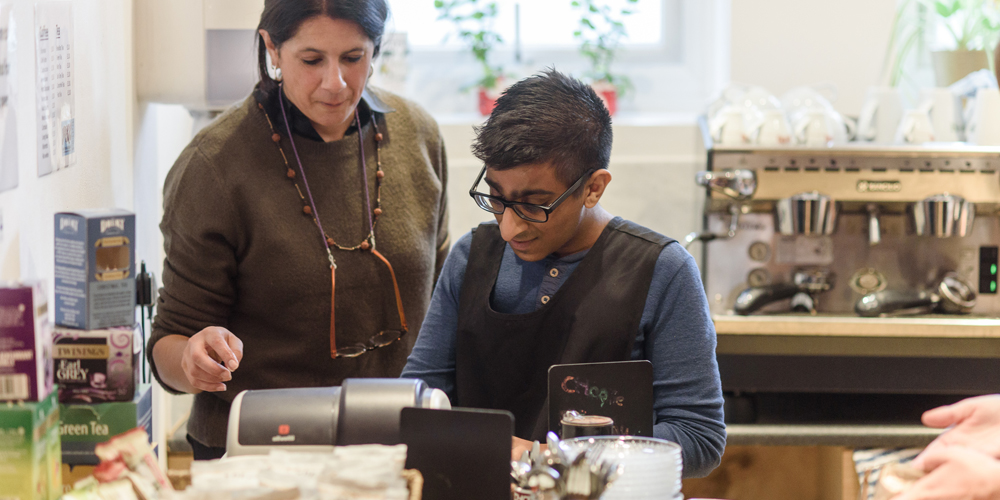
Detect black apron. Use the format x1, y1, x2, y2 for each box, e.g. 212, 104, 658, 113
454, 217, 675, 440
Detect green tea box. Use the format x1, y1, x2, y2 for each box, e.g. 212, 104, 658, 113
59, 384, 152, 465
54, 210, 136, 330
0, 390, 62, 500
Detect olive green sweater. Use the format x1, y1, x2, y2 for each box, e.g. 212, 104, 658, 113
149, 88, 449, 447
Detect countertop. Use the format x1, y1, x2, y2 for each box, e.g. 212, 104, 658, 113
713, 315, 1000, 338
726, 423, 943, 447
713, 315, 1000, 358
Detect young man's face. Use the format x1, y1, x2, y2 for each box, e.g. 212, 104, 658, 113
484, 161, 592, 262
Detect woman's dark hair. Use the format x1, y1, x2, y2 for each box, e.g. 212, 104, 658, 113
472, 69, 613, 188
257, 0, 389, 94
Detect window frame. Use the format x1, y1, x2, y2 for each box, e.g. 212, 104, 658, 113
383, 0, 730, 117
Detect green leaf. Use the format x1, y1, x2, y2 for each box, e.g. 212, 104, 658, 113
582, 18, 596, 29
571, 0, 580, 6
472, 11, 483, 19
589, 4, 599, 12
434, 0, 444, 8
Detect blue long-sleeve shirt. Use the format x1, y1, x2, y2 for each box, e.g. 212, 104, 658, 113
401, 225, 726, 478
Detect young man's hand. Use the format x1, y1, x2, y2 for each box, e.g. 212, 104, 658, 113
511, 436, 547, 461
894, 447, 1000, 500
912, 395, 1000, 468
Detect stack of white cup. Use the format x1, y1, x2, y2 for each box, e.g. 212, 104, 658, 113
563, 436, 683, 500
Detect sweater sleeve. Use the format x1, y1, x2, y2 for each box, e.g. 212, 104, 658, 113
400, 230, 473, 402
433, 137, 450, 281
147, 144, 242, 395
642, 244, 727, 478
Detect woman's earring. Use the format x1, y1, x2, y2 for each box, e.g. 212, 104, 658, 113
368, 64, 374, 79
273, 65, 283, 82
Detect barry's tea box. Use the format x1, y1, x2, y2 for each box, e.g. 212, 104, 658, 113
0, 282, 53, 401
54, 210, 136, 330
0, 390, 62, 500
53, 325, 139, 403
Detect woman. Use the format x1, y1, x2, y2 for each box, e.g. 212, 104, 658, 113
148, 0, 449, 460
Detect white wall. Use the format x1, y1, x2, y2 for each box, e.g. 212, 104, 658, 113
0, 0, 135, 283
730, 0, 898, 117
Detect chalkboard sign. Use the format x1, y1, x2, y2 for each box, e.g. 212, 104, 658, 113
548, 360, 653, 437
401, 407, 513, 500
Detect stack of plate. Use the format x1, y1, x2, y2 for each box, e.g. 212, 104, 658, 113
562, 436, 683, 500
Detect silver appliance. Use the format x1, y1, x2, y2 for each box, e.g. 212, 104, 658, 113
695, 120, 1000, 422
696, 127, 1000, 317
225, 378, 451, 456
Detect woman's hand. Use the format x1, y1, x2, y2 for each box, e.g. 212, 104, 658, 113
894, 447, 1000, 500
912, 395, 1000, 468
180, 327, 244, 392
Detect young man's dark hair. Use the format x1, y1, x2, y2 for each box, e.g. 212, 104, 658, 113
472, 69, 613, 187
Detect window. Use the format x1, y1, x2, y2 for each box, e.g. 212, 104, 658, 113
377, 0, 729, 118
391, 0, 667, 49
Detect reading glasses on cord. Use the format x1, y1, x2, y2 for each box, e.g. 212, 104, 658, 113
469, 165, 596, 223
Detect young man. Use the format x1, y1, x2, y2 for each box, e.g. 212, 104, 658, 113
401, 70, 725, 478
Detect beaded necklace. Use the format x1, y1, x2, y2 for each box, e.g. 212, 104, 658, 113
258, 85, 390, 357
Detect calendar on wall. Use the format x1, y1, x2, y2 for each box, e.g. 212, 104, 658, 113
35, 1, 74, 176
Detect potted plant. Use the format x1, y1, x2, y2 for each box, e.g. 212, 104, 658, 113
435, 0, 506, 115
571, 0, 639, 115
883, 0, 1000, 88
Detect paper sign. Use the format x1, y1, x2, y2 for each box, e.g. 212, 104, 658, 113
35, 1, 74, 176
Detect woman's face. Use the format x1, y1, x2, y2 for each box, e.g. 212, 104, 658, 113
261, 16, 375, 141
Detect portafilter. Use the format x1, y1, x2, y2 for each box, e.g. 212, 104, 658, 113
775, 191, 838, 236
911, 194, 975, 237
855, 273, 976, 317
735, 269, 834, 315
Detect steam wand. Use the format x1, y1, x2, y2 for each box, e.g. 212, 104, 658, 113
684, 203, 745, 249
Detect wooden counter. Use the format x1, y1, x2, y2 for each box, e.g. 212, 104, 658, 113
726, 423, 942, 448
713, 315, 1000, 358
714, 315, 1000, 337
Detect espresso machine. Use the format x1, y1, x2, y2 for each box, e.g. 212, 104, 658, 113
694, 122, 1000, 423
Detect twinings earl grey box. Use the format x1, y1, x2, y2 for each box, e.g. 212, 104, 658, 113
53, 326, 137, 403
54, 210, 135, 330
0, 281, 53, 402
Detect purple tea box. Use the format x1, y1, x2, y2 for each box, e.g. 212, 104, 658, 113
54, 209, 136, 330
0, 282, 53, 402
53, 326, 138, 403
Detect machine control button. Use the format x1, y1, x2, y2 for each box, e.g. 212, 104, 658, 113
849, 268, 887, 295
748, 241, 771, 262
747, 268, 771, 288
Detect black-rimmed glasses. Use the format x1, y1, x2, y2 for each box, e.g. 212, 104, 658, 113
332, 248, 409, 358
468, 165, 595, 223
